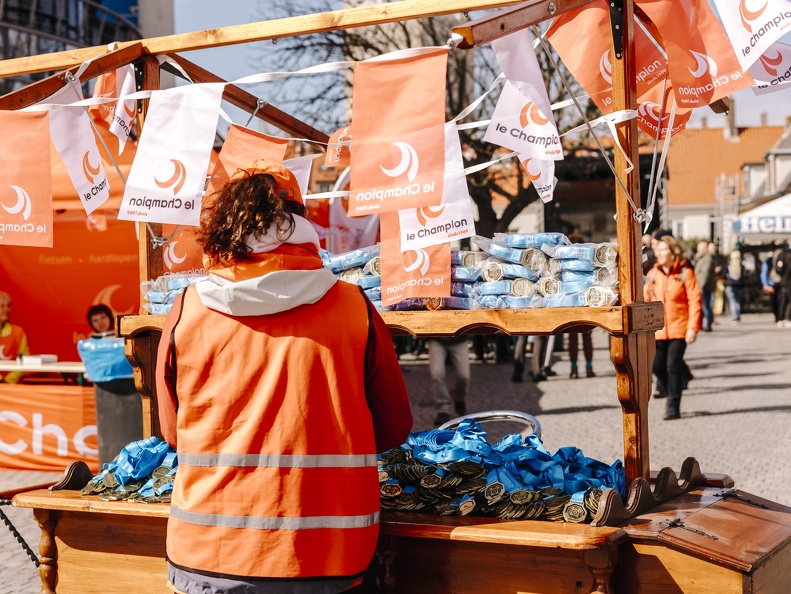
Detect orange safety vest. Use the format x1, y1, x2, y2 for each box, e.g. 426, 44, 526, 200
0, 323, 24, 361
166, 281, 380, 580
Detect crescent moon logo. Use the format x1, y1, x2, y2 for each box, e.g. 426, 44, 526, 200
163, 241, 187, 270
519, 101, 550, 128
2, 185, 32, 221
403, 249, 431, 277
638, 102, 668, 123
123, 100, 136, 118
0, 345, 10, 360
154, 159, 187, 195
92, 285, 135, 315
522, 159, 542, 183
380, 142, 420, 182
759, 51, 784, 76
416, 205, 445, 227
82, 151, 101, 184
740, 0, 768, 32
599, 50, 613, 86
688, 50, 718, 78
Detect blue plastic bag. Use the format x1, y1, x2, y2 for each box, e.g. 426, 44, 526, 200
77, 336, 134, 382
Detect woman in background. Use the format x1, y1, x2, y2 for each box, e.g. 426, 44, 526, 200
644, 235, 702, 420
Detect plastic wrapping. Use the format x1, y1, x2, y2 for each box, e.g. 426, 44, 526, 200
542, 292, 588, 308
77, 336, 134, 382
537, 276, 560, 297
451, 266, 482, 282
392, 298, 428, 311
426, 297, 475, 310
364, 287, 382, 301
324, 244, 380, 273
585, 285, 619, 307
451, 250, 487, 268
547, 258, 595, 275
481, 259, 539, 282
496, 232, 569, 250
451, 282, 477, 297
545, 242, 618, 266
363, 256, 381, 276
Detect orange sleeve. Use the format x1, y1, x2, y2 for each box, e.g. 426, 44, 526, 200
155, 292, 185, 448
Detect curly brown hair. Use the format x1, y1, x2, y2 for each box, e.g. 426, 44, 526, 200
197, 171, 307, 265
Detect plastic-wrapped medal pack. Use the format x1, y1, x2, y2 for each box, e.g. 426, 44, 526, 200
140, 273, 207, 315
378, 420, 624, 523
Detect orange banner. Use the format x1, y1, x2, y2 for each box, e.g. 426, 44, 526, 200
0, 111, 53, 248
0, 214, 139, 361
325, 126, 352, 169
89, 69, 117, 125
636, 0, 754, 108
379, 212, 450, 306
348, 48, 448, 217
206, 124, 289, 197
0, 385, 98, 472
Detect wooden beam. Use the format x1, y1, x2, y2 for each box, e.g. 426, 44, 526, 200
451, 0, 596, 49
0, 0, 529, 78
165, 54, 329, 144
709, 97, 730, 115
0, 43, 144, 111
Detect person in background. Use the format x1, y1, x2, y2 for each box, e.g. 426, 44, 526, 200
761, 249, 781, 324
0, 291, 29, 384
724, 250, 745, 324
568, 331, 595, 378
693, 241, 716, 332
644, 235, 702, 420
428, 336, 470, 426
86, 303, 115, 334
641, 233, 656, 275
156, 161, 412, 594
775, 240, 791, 328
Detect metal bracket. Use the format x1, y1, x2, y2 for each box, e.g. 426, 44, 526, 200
715, 489, 769, 509
661, 517, 719, 540
609, 0, 624, 60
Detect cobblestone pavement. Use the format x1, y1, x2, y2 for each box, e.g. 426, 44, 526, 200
1, 313, 789, 592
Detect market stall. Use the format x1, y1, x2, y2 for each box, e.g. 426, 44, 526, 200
4, 1, 791, 593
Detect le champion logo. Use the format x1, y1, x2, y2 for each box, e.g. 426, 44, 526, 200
688, 51, 718, 78
519, 101, 550, 128
1, 186, 32, 221
741, 0, 769, 32
760, 50, 784, 76
403, 248, 431, 276
380, 142, 419, 182
638, 101, 669, 124
599, 50, 613, 85
0, 185, 48, 236
155, 159, 187, 195
523, 158, 542, 183
163, 240, 187, 270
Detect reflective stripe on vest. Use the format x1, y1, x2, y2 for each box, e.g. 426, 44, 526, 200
178, 452, 379, 468
171, 504, 380, 531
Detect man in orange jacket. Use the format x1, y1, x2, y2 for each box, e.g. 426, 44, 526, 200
156, 161, 412, 594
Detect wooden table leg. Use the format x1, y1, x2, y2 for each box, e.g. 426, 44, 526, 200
375, 536, 396, 593
33, 508, 58, 594
584, 547, 618, 594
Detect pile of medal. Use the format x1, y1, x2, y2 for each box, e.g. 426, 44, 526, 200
140, 273, 207, 315
80, 437, 177, 504
378, 420, 620, 524
320, 245, 384, 308
321, 232, 619, 312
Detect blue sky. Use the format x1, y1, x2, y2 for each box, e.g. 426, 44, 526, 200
174, 0, 791, 131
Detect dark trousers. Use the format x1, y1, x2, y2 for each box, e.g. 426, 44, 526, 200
779, 286, 791, 322
568, 331, 593, 364
701, 290, 714, 330
653, 339, 688, 398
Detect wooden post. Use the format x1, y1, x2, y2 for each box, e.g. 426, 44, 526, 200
137, 55, 163, 310
609, 0, 653, 483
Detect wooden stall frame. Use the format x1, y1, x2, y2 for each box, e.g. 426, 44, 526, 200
13, 2, 789, 594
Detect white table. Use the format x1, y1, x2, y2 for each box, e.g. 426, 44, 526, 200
0, 361, 86, 384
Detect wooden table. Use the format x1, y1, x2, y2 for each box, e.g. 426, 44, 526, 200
13, 486, 791, 593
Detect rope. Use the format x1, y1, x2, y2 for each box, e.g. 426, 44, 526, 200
0, 500, 40, 568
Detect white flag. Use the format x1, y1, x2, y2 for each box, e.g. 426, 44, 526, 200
711, 0, 791, 71
484, 30, 563, 161
283, 154, 322, 197
519, 157, 557, 203
110, 65, 137, 155
748, 41, 791, 95
119, 84, 224, 226
43, 82, 110, 215
328, 168, 380, 253
398, 122, 476, 251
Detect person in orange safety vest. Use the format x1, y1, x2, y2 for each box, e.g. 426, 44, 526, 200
0, 291, 30, 384
155, 160, 412, 594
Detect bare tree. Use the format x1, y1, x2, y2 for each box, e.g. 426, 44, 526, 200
249, 0, 590, 237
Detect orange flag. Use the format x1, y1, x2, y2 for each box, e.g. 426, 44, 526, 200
161, 225, 206, 275
89, 69, 117, 125
636, 0, 754, 109
325, 125, 352, 169
379, 212, 450, 306
0, 111, 53, 248
206, 124, 289, 197
348, 48, 448, 217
